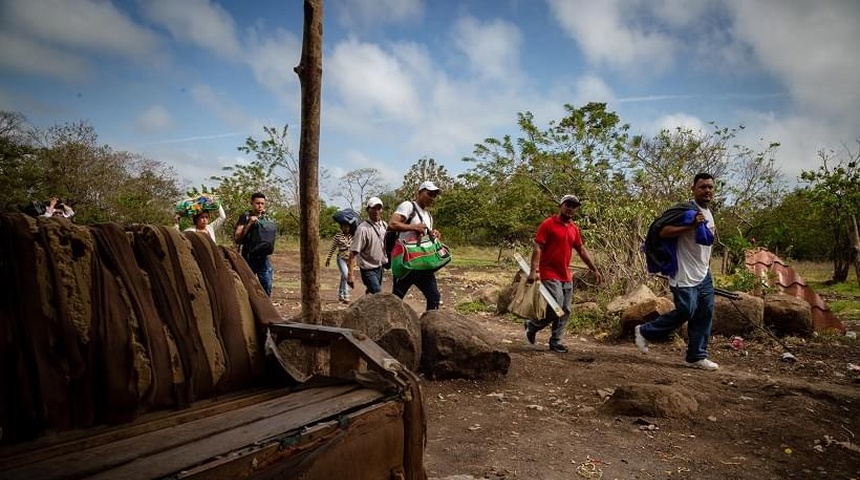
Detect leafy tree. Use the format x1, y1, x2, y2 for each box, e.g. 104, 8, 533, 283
799, 142, 860, 283
337, 167, 388, 210
395, 157, 454, 199
0, 111, 42, 205
213, 124, 333, 238
1, 115, 180, 224
627, 123, 785, 273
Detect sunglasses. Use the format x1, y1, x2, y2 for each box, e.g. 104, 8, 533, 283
427, 191, 439, 198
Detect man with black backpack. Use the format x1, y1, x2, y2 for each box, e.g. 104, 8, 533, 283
387, 181, 443, 310
234, 192, 277, 296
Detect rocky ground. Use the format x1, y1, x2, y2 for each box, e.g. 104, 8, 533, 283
269, 251, 860, 480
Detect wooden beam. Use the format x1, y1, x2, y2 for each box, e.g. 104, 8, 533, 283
294, 0, 323, 324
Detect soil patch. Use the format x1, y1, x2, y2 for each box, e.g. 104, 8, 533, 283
270, 251, 860, 479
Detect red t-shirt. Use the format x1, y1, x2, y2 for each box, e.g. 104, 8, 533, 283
535, 214, 583, 282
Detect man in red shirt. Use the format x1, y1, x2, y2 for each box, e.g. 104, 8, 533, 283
526, 194, 603, 352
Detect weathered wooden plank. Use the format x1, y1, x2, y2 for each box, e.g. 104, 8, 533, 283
0, 388, 285, 469
174, 401, 404, 480
3, 385, 382, 480
90, 388, 385, 480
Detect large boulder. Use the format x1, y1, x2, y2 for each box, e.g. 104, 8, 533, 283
619, 297, 675, 335
276, 294, 421, 380
599, 384, 699, 419
420, 310, 510, 380
340, 294, 422, 371
713, 291, 764, 336
607, 285, 658, 314
764, 293, 813, 337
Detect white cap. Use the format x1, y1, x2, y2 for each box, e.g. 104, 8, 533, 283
419, 181, 440, 192
366, 196, 383, 208
559, 194, 581, 206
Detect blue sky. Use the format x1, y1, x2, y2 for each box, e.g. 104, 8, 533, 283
1, 0, 859, 205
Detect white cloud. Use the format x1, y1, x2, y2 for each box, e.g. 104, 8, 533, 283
546, 0, 677, 72
651, 113, 707, 134
140, 0, 242, 59
327, 39, 422, 124
726, 0, 860, 123
135, 105, 174, 134
245, 27, 302, 105
735, 109, 854, 183
573, 75, 615, 105
0, 0, 163, 80
2, 0, 162, 58
0, 30, 90, 81
334, 0, 423, 29
452, 16, 523, 83
190, 84, 254, 131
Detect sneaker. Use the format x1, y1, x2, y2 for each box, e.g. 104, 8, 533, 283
523, 322, 536, 345
634, 325, 649, 354
549, 343, 569, 353
684, 358, 719, 371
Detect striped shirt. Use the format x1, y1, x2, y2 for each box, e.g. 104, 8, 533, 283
326, 232, 353, 261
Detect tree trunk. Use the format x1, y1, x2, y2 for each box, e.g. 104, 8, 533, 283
852, 214, 860, 286
295, 0, 323, 325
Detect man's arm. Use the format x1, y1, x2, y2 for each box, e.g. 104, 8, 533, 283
574, 244, 603, 285
234, 214, 254, 244
659, 213, 705, 239
388, 212, 424, 233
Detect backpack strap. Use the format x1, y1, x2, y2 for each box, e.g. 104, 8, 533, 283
407, 201, 426, 234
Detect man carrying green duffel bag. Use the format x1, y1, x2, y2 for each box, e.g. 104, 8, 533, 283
387, 181, 450, 311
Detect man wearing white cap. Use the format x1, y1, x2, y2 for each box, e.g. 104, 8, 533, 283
525, 194, 603, 353
388, 181, 443, 310
348, 196, 388, 294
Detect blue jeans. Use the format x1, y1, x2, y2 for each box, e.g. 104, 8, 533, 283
336, 257, 350, 300
360, 267, 384, 294
393, 271, 440, 310
525, 280, 572, 346
244, 255, 273, 297
639, 273, 714, 363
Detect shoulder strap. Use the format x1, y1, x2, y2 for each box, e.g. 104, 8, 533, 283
409, 201, 422, 223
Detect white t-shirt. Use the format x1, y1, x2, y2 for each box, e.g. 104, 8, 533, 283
671, 206, 715, 288
182, 205, 226, 243
394, 200, 432, 242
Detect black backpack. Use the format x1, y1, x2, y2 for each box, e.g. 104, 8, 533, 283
243, 214, 277, 258
382, 202, 417, 269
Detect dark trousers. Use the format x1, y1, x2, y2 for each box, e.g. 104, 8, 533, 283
360, 267, 384, 294
244, 255, 273, 296
392, 270, 440, 310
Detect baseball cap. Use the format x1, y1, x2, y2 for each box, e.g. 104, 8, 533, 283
366, 196, 383, 208
559, 194, 581, 206
419, 181, 440, 192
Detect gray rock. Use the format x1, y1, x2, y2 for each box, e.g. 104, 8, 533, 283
600, 383, 699, 419
420, 310, 511, 380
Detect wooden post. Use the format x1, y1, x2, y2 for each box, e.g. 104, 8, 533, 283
851, 213, 860, 286
295, 0, 323, 324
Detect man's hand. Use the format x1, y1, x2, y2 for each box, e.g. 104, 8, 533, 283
347, 274, 355, 289
526, 271, 539, 284
325, 258, 330, 267
592, 269, 604, 285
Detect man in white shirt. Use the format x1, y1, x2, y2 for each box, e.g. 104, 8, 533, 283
388, 181, 442, 310
635, 173, 719, 371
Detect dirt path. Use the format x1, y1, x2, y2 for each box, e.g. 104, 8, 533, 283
269, 251, 860, 479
